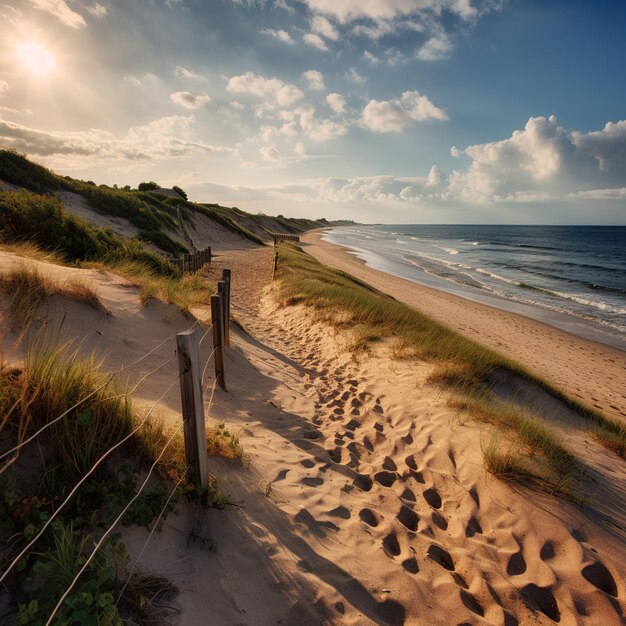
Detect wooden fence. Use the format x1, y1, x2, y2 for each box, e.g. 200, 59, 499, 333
177, 267, 231, 487
172, 247, 212, 274
272, 233, 300, 245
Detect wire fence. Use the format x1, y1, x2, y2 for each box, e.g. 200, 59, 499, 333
0, 268, 233, 624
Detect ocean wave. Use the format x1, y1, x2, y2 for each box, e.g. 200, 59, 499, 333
475, 268, 521, 286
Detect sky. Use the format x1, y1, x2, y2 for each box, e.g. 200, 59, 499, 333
0, 0, 625, 224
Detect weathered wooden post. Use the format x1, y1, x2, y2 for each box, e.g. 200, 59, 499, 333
176, 329, 208, 488
211, 294, 226, 390
272, 249, 278, 280
208, 246, 212, 263
222, 269, 231, 347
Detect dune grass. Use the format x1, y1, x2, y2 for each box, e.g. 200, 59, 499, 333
0, 265, 105, 327
276, 242, 626, 472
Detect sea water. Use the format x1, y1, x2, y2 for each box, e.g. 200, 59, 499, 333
322, 225, 626, 351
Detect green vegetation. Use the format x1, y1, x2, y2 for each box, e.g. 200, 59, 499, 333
0, 335, 228, 624
0, 190, 178, 276
196, 204, 265, 245
276, 242, 626, 496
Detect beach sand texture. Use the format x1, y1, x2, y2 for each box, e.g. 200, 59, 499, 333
1, 243, 625, 625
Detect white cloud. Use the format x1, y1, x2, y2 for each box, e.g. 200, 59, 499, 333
295, 142, 306, 157
361, 90, 447, 132
448, 116, 626, 202
226, 72, 304, 106
260, 28, 294, 44
296, 104, 348, 141
229, 100, 244, 111
326, 93, 346, 113
124, 73, 161, 87
573, 120, 626, 174
310, 15, 339, 41
450, 146, 461, 157
175, 66, 207, 81
416, 32, 452, 61
28, 0, 86, 28
0, 115, 229, 162
170, 91, 211, 109
86, 3, 107, 17
303, 0, 479, 23
346, 67, 366, 84
303, 33, 328, 51
363, 50, 379, 65
260, 144, 287, 166
0, 80, 9, 95
302, 70, 325, 91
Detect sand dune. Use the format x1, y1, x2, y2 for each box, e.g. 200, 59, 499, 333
1, 245, 625, 624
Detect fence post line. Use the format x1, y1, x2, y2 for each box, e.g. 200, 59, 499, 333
222, 269, 231, 347
217, 281, 228, 348
211, 294, 226, 390
176, 329, 208, 488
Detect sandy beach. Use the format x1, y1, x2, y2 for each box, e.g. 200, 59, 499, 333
2, 242, 626, 625
301, 231, 626, 424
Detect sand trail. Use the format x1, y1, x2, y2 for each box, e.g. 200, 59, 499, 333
2, 246, 625, 624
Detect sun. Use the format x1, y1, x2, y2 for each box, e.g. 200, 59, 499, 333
16, 42, 56, 77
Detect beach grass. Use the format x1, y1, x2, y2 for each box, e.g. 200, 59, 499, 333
276, 242, 625, 467
0, 265, 105, 327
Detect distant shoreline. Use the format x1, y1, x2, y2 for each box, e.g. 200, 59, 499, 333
316, 225, 626, 353
300, 230, 626, 423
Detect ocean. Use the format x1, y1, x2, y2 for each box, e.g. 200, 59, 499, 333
322, 224, 626, 351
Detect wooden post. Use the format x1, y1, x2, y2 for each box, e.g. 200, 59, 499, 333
222, 269, 231, 347
217, 281, 228, 348
211, 294, 226, 390
207, 246, 212, 263
272, 249, 278, 280
176, 329, 208, 488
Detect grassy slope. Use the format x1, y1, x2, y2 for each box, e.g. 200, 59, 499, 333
0, 149, 349, 252
276, 242, 626, 498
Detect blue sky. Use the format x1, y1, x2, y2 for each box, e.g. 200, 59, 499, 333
0, 0, 625, 223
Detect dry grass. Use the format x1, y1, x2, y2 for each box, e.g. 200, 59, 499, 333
206, 422, 244, 463
276, 242, 626, 460
0, 265, 105, 327
82, 259, 213, 313
0, 334, 133, 480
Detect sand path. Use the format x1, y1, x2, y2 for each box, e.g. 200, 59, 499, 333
3, 246, 625, 624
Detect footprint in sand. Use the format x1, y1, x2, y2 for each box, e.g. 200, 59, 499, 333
400, 487, 416, 503
374, 422, 384, 433
520, 584, 560, 622
375, 471, 398, 488
460, 589, 484, 617
402, 556, 419, 574
465, 516, 482, 537
452, 573, 468, 589
328, 447, 343, 464
359, 508, 382, 527
273, 468, 290, 482
432, 512, 448, 531
301, 476, 324, 487
581, 561, 618, 597
354, 473, 373, 491
382, 532, 401, 558
507, 551, 527, 576
423, 487, 442, 509
396, 505, 419, 532
327, 505, 351, 520
427, 544, 455, 571
300, 459, 316, 469
383, 456, 398, 472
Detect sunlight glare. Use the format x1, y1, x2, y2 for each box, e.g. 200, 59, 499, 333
16, 42, 56, 76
